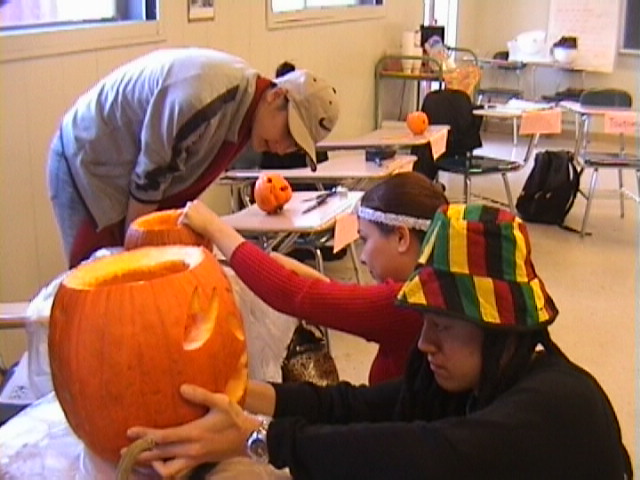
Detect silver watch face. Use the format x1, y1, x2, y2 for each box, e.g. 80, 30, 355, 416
248, 428, 269, 462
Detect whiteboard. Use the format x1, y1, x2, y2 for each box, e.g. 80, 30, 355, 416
547, 0, 621, 73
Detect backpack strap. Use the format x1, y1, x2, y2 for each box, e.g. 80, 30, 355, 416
562, 151, 582, 218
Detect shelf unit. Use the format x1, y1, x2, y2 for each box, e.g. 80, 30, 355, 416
374, 54, 443, 128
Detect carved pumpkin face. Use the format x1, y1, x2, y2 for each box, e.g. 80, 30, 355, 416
49, 246, 247, 463
253, 173, 293, 214
406, 111, 429, 135
124, 209, 212, 250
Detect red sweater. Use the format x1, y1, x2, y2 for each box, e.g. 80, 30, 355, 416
229, 241, 423, 384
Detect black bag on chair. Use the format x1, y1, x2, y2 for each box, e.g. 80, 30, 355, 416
281, 322, 340, 386
516, 150, 581, 226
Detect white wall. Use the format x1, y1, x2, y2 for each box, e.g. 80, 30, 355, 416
457, 0, 640, 102
0, 0, 424, 363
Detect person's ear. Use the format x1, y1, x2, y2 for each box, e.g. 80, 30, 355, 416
395, 226, 412, 253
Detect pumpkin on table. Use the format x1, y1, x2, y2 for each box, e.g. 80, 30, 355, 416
49, 245, 247, 464
253, 173, 293, 214
406, 110, 429, 135
124, 209, 211, 250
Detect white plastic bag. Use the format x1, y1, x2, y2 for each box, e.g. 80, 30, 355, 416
24, 271, 67, 399
24, 247, 123, 400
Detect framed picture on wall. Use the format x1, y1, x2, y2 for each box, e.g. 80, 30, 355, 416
188, 0, 215, 22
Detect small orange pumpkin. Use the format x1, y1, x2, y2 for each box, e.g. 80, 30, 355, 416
124, 209, 211, 250
406, 111, 429, 135
254, 173, 293, 214
49, 246, 247, 463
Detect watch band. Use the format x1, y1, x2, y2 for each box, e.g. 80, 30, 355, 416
246, 416, 271, 463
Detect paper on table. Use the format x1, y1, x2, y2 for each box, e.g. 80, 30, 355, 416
604, 111, 639, 135
430, 128, 449, 160
519, 108, 562, 135
505, 99, 554, 111
333, 213, 359, 253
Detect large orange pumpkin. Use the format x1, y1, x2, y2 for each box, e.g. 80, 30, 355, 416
254, 173, 293, 214
49, 246, 247, 463
124, 209, 211, 250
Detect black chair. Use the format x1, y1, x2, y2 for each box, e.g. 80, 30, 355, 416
575, 89, 639, 236
414, 89, 538, 212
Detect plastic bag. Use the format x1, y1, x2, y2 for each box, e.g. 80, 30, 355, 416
424, 35, 456, 71
24, 271, 67, 399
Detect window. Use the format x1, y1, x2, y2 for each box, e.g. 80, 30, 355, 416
423, 0, 458, 46
621, 0, 640, 52
0, 0, 163, 62
267, 0, 385, 29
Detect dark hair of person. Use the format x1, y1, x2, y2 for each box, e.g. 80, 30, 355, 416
359, 172, 448, 244
275, 61, 296, 78
474, 328, 565, 409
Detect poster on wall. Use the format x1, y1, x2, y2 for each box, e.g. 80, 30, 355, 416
547, 0, 621, 73
188, 0, 215, 22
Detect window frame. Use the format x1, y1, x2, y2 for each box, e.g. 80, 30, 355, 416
0, 2, 166, 63
266, 0, 386, 30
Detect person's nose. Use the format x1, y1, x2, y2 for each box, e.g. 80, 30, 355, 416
417, 321, 438, 354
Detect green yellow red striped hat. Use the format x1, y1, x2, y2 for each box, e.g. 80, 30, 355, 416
397, 204, 558, 330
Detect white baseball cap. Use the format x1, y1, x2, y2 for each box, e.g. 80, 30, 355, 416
275, 70, 339, 171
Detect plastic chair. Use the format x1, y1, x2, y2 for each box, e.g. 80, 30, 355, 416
576, 89, 640, 236
418, 89, 538, 212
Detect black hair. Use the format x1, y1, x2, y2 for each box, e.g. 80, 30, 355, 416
275, 61, 296, 78
474, 328, 563, 409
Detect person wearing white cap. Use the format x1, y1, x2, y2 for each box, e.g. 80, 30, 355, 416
47, 48, 339, 268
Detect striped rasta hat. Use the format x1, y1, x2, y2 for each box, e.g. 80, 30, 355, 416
396, 204, 558, 330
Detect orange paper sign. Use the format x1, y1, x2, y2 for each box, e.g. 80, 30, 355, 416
604, 112, 639, 135
519, 108, 562, 135
333, 213, 359, 253
430, 128, 449, 160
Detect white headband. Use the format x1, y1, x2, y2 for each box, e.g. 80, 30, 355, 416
357, 206, 431, 231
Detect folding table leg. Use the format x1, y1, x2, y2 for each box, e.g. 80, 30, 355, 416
618, 168, 625, 218
501, 173, 515, 213
464, 176, 471, 204
581, 168, 599, 237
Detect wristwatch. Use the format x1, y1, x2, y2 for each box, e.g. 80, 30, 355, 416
246, 416, 271, 463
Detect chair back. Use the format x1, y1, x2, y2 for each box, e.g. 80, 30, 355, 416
420, 89, 483, 156
579, 89, 632, 108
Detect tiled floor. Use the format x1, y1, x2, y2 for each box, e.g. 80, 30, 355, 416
322, 131, 638, 467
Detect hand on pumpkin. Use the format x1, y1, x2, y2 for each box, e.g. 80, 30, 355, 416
180, 200, 244, 259
125, 383, 261, 479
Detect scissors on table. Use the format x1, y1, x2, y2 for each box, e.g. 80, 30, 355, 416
301, 186, 348, 214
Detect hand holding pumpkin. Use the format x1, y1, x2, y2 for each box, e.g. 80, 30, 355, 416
126, 384, 261, 478
180, 200, 218, 239
180, 200, 245, 260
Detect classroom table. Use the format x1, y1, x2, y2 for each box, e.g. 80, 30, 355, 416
221, 151, 417, 210
317, 124, 449, 150
559, 100, 640, 235
559, 100, 638, 161
222, 190, 364, 283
